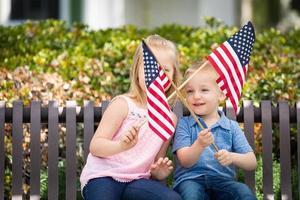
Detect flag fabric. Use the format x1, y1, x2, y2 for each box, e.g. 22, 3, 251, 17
142, 40, 175, 141
207, 21, 255, 113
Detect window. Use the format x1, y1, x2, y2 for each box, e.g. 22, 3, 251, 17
10, 0, 59, 20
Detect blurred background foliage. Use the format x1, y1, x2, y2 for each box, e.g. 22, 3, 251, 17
0, 18, 299, 199
0, 18, 299, 107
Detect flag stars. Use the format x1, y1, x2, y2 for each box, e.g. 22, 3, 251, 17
227, 22, 255, 65
143, 44, 163, 87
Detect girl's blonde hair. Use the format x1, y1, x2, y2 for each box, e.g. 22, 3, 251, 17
128, 34, 181, 106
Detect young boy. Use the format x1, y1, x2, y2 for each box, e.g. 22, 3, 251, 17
172, 62, 257, 200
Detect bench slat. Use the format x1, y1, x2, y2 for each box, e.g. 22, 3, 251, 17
101, 101, 110, 116
48, 101, 59, 200
173, 101, 184, 119
279, 102, 292, 199
66, 101, 77, 200
12, 101, 23, 200
2, 100, 299, 198
0, 101, 5, 200
261, 101, 273, 199
243, 100, 255, 192
297, 101, 300, 200
225, 100, 236, 120
84, 101, 94, 162
30, 101, 41, 199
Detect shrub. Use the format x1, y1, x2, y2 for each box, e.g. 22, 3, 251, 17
0, 18, 299, 105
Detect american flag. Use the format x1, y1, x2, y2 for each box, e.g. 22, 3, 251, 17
142, 40, 175, 141
207, 21, 255, 113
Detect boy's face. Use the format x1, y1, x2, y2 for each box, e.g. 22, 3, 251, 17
185, 68, 225, 118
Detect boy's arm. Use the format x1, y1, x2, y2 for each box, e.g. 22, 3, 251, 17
176, 142, 205, 168
215, 150, 256, 170
217, 120, 257, 170
231, 151, 257, 170
177, 129, 213, 168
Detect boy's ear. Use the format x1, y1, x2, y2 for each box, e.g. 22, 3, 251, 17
219, 91, 226, 102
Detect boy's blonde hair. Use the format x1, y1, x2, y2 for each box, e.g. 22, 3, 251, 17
128, 34, 181, 105
184, 61, 218, 81
183, 61, 223, 96
184, 61, 205, 79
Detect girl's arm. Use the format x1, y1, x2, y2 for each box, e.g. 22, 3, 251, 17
150, 112, 177, 181
89, 97, 129, 157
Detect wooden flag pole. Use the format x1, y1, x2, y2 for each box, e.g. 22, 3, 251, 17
167, 60, 210, 102
137, 119, 147, 129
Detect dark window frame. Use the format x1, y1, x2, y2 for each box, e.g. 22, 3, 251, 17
10, 0, 59, 20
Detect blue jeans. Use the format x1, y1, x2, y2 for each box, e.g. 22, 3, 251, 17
83, 177, 181, 200
174, 175, 256, 200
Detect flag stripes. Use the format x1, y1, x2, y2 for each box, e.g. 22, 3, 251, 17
142, 41, 175, 141
208, 21, 255, 113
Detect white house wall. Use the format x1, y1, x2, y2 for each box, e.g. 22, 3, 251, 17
198, 0, 238, 26
82, 0, 126, 29
0, 0, 11, 24
124, 0, 200, 28
0, 0, 238, 28
82, 0, 239, 29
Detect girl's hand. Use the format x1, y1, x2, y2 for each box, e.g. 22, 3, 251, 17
196, 129, 214, 149
119, 126, 139, 151
214, 149, 233, 166
150, 157, 173, 181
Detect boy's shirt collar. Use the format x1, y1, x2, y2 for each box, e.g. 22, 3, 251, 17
187, 110, 231, 131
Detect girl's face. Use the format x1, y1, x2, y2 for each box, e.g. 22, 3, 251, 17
138, 47, 175, 92
185, 71, 225, 119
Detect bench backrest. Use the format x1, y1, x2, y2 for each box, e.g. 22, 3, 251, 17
0, 100, 299, 200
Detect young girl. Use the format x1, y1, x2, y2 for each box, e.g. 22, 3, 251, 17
80, 35, 182, 200
172, 62, 257, 200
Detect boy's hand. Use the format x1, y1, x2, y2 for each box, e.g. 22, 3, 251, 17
119, 125, 139, 151
196, 129, 214, 149
214, 149, 233, 166
150, 157, 173, 181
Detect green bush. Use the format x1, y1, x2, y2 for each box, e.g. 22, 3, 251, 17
237, 154, 298, 200
254, 155, 281, 200
0, 18, 299, 105
40, 160, 82, 200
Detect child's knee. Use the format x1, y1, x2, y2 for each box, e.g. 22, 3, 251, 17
175, 180, 207, 200
163, 191, 182, 200
235, 183, 256, 199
